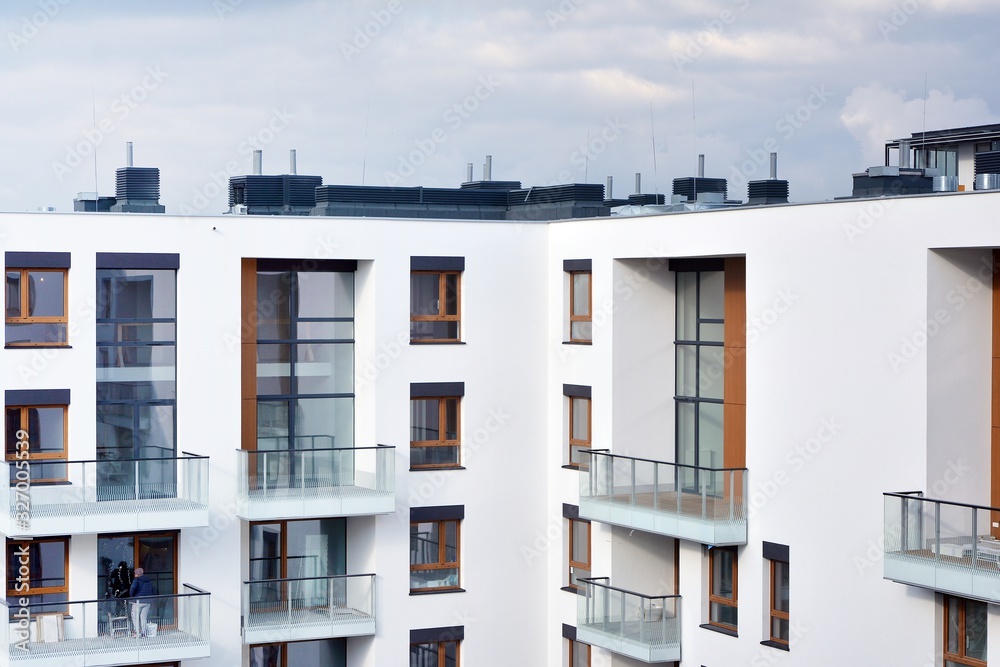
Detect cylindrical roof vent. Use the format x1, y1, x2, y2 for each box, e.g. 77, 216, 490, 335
932, 176, 958, 192
253, 150, 262, 175
975, 173, 1000, 190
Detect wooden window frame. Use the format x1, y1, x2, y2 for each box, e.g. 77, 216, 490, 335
567, 396, 591, 470
410, 639, 460, 666
5, 405, 69, 483
567, 518, 591, 593
410, 396, 461, 469
769, 559, 789, 646
944, 595, 988, 667
568, 270, 592, 343
6, 537, 70, 610
5, 268, 69, 346
410, 519, 461, 593
708, 546, 738, 631
568, 638, 590, 666
410, 270, 461, 342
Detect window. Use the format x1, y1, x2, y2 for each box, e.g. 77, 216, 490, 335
5, 404, 68, 484
769, 559, 789, 647
410, 383, 464, 470
565, 260, 592, 343
568, 638, 590, 666
410, 640, 460, 667
564, 385, 592, 469
250, 639, 347, 667
708, 546, 738, 631
410, 256, 464, 343
567, 518, 591, 592
944, 595, 987, 667
410, 626, 463, 666
410, 506, 463, 593
6, 537, 69, 616
5, 266, 68, 346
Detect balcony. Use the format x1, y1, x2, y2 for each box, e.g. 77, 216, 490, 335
235, 445, 395, 521
2, 584, 210, 667
2, 454, 209, 538
579, 450, 747, 546
241, 573, 375, 644
884, 492, 1000, 603
577, 578, 680, 663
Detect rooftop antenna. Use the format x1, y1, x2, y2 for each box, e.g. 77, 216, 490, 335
649, 102, 659, 195
691, 78, 698, 200
92, 88, 99, 200
921, 71, 928, 165
361, 99, 370, 185
584, 131, 590, 183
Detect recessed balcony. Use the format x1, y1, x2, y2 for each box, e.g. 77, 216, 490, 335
235, 445, 395, 521
577, 577, 680, 663
3, 584, 210, 667
2, 454, 209, 538
241, 573, 376, 644
884, 492, 1000, 604
579, 450, 747, 546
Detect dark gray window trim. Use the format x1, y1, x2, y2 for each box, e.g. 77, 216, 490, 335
6, 252, 71, 269
669, 258, 725, 272
96, 253, 179, 270
410, 382, 465, 398
411, 256, 465, 272
411, 505, 464, 522
563, 384, 591, 399
5, 389, 70, 406
563, 259, 592, 272
257, 258, 357, 272
410, 625, 465, 643
562, 503, 579, 520
763, 541, 789, 563
562, 623, 577, 641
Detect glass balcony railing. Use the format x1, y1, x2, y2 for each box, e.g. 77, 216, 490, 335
579, 450, 747, 546
2, 453, 209, 537
577, 577, 680, 663
3, 584, 210, 666
241, 573, 376, 644
884, 492, 1000, 603
235, 445, 395, 520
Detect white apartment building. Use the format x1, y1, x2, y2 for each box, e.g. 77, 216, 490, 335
3, 131, 1000, 667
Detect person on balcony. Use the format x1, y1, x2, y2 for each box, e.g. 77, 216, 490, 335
129, 567, 156, 637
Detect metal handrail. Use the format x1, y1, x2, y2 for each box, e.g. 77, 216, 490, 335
0, 584, 210, 608
242, 573, 375, 586
580, 449, 746, 473
885, 491, 998, 513
235, 445, 395, 454
578, 577, 680, 601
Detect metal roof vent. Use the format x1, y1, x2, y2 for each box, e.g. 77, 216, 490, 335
746, 153, 789, 205
974, 150, 1000, 190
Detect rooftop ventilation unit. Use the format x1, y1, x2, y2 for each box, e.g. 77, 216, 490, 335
974, 150, 1000, 190
746, 153, 790, 205
110, 142, 165, 213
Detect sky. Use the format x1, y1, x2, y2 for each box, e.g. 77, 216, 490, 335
1, 0, 998, 214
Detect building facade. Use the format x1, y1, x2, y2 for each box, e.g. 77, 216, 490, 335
2, 183, 1000, 666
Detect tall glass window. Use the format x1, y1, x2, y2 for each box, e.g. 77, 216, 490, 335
675, 270, 724, 492
96, 268, 176, 499
256, 269, 354, 453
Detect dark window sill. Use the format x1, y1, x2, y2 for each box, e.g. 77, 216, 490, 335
409, 341, 466, 345
409, 466, 466, 472
562, 341, 592, 346
560, 586, 585, 596
760, 640, 789, 652
409, 588, 466, 596
562, 464, 588, 471
5, 345, 72, 349
700, 623, 738, 638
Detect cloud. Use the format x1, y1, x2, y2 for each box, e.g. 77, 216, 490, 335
839, 82, 999, 167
